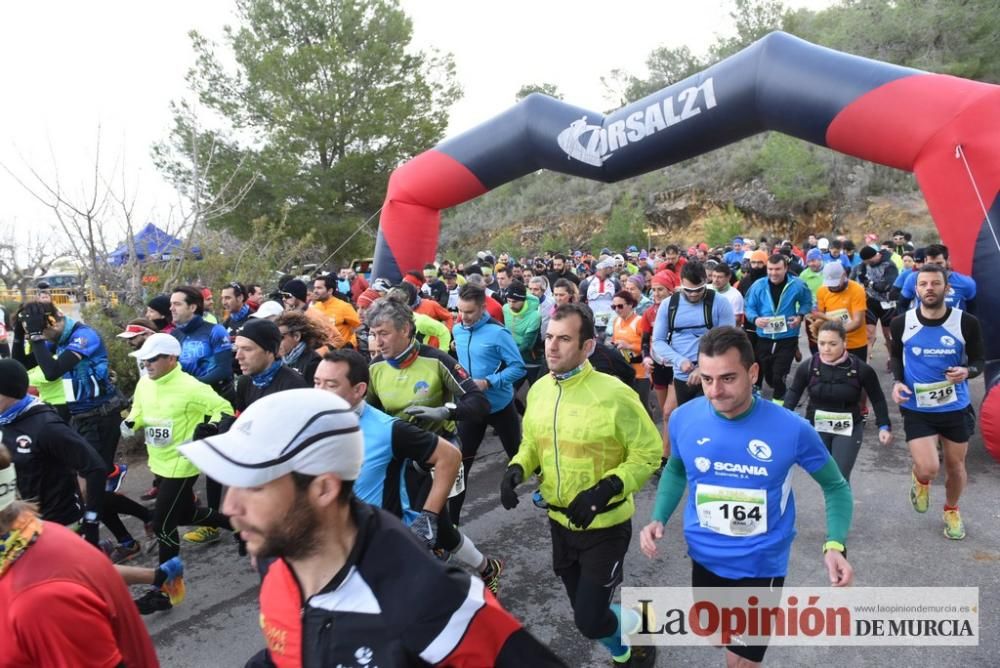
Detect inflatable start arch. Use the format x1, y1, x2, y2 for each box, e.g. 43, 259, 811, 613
372, 31, 1000, 459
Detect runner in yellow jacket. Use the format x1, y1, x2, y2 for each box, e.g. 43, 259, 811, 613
500, 303, 660, 667
122, 333, 234, 614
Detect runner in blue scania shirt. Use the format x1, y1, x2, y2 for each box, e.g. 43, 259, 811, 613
889, 264, 984, 541
169, 286, 234, 400
641, 326, 853, 665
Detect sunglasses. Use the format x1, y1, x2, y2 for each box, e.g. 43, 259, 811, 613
681, 284, 707, 293
611, 303, 628, 310
142, 354, 168, 366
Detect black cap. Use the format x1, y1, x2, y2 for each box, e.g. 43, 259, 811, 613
235, 319, 282, 356
147, 294, 171, 319
282, 279, 308, 302
506, 280, 527, 301
859, 246, 878, 261
0, 359, 30, 399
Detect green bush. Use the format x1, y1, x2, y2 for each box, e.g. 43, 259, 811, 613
594, 193, 647, 252
704, 204, 745, 248
754, 133, 830, 206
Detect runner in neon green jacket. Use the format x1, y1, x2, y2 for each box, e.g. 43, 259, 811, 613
123, 335, 235, 576
126, 364, 233, 480
510, 360, 661, 531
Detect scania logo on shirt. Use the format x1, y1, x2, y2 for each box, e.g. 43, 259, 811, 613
694, 457, 711, 473
746, 439, 772, 462
940, 335, 956, 346
913, 346, 957, 356
714, 461, 769, 477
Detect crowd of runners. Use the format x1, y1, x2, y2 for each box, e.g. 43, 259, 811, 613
0, 230, 985, 666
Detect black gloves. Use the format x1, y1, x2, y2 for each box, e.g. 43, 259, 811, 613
499, 465, 524, 510
17, 303, 49, 338
409, 510, 439, 551
191, 421, 220, 441
78, 517, 100, 546
566, 476, 623, 529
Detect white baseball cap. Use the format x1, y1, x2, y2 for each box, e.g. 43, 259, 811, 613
178, 389, 363, 488
249, 300, 285, 320
817, 237, 830, 250
129, 332, 181, 360
822, 262, 846, 287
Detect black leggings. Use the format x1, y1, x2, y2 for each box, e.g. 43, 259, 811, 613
72, 410, 146, 539
755, 337, 799, 400
154, 475, 231, 563
559, 568, 619, 640
451, 400, 522, 524
101, 493, 153, 543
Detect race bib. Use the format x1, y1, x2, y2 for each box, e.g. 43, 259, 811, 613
880, 300, 896, 311
144, 422, 174, 447
594, 312, 611, 328
763, 315, 787, 334
914, 381, 958, 408
814, 410, 853, 436
695, 483, 767, 537
430, 465, 465, 498
826, 309, 850, 325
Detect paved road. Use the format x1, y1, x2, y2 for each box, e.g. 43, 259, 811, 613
111, 344, 1000, 667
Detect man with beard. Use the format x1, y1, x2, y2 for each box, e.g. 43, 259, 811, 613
180, 389, 567, 668
547, 253, 580, 288
500, 303, 660, 667
737, 249, 768, 362
889, 265, 984, 540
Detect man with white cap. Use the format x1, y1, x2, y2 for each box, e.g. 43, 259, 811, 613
122, 332, 235, 613
180, 389, 566, 668
248, 300, 285, 321
586, 259, 618, 335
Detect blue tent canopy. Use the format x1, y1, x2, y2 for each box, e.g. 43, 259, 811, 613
107, 223, 201, 266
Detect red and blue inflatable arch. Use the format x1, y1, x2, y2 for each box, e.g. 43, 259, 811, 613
373, 31, 1000, 459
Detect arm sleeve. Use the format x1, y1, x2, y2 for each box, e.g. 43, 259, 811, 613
888, 315, 906, 382
197, 349, 234, 386
391, 420, 439, 464
861, 363, 891, 429
961, 311, 985, 379
808, 457, 853, 545
12, 582, 124, 668
485, 329, 527, 389
743, 283, 760, 321
603, 390, 662, 495
34, 346, 80, 381
194, 382, 235, 420
438, 353, 491, 422
651, 298, 685, 367
43, 422, 107, 514
509, 403, 539, 475
651, 456, 688, 523
782, 361, 811, 411
713, 293, 735, 327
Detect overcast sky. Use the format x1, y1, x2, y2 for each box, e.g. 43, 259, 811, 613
0, 0, 833, 247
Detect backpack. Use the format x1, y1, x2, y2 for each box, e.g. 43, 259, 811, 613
807, 353, 862, 392
666, 290, 715, 345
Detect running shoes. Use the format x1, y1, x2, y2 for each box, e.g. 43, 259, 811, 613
909, 473, 929, 513
480, 558, 503, 596
105, 463, 128, 493
159, 556, 186, 606
135, 589, 172, 615
107, 540, 141, 564
182, 526, 221, 544
943, 509, 966, 540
